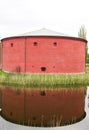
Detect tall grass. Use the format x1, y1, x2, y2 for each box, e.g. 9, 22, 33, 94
0, 70, 89, 88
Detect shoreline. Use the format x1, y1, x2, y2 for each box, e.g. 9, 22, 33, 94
0, 70, 89, 88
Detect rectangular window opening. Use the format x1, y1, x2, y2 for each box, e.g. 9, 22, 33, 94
41, 67, 46, 72
11, 43, 13, 47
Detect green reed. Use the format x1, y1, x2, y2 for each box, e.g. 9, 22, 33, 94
0, 70, 89, 88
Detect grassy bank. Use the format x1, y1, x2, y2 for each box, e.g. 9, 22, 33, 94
0, 70, 89, 88
86, 63, 89, 72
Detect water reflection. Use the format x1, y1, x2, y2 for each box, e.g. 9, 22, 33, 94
0, 87, 86, 127
88, 95, 89, 107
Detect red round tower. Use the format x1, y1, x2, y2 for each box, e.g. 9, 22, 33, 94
1, 28, 87, 74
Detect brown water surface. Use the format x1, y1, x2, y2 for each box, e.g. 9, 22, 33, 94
0, 87, 86, 127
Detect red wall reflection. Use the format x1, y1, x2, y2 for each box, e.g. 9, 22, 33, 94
1, 87, 86, 127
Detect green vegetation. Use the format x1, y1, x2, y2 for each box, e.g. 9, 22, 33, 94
0, 70, 89, 89
78, 25, 87, 40
86, 54, 89, 63
78, 25, 88, 61
78, 25, 86, 39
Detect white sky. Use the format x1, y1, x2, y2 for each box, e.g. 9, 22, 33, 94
0, 0, 89, 46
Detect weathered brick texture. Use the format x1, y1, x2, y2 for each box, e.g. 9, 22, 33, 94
1, 36, 86, 73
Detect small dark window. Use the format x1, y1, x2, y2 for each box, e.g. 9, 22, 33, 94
40, 90, 46, 96
16, 66, 20, 73
16, 89, 21, 95
10, 112, 13, 116
32, 116, 36, 120
11, 43, 13, 47
53, 42, 57, 46
41, 67, 46, 72
34, 42, 38, 46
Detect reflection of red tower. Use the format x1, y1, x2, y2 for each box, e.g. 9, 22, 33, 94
1, 87, 85, 127
0, 42, 2, 69
1, 88, 25, 123
1, 28, 87, 73
0, 88, 2, 109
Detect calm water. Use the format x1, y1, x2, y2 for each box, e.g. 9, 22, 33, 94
0, 87, 89, 130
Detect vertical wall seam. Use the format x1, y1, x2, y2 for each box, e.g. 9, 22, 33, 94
24, 37, 26, 73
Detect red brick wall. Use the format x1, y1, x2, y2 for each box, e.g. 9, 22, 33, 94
2, 36, 86, 73
2, 37, 25, 72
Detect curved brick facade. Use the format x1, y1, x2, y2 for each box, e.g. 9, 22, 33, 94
1, 29, 87, 73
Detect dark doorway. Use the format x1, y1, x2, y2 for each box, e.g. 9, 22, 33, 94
41, 67, 46, 72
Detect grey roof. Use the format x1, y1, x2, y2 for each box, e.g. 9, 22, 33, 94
1, 28, 87, 43
19, 28, 69, 37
